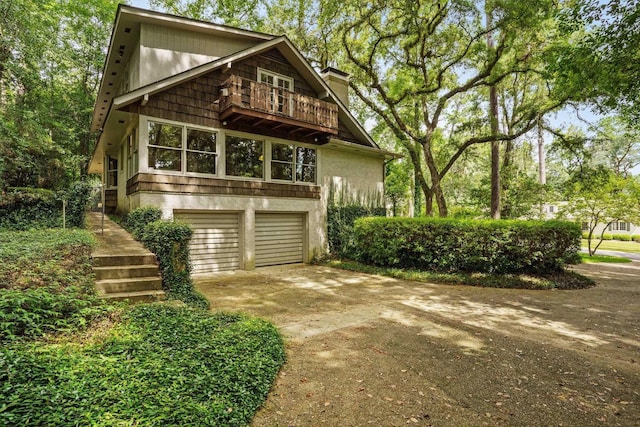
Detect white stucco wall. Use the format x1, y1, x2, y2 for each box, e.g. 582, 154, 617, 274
135, 192, 323, 269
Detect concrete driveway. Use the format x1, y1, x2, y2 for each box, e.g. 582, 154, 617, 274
195, 263, 639, 426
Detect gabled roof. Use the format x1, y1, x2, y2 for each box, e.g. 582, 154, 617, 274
90, 6, 386, 174
109, 35, 380, 150
91, 4, 273, 132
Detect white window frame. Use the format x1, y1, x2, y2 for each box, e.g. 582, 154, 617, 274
257, 68, 294, 115
127, 128, 138, 179
146, 119, 218, 177
269, 141, 317, 184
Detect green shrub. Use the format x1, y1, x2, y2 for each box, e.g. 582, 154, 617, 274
125, 206, 162, 239
0, 187, 61, 229
581, 231, 591, 239
139, 220, 209, 309
0, 304, 285, 426
327, 205, 386, 258
64, 180, 94, 228
611, 233, 632, 241
0, 182, 94, 230
353, 217, 580, 274
633, 235, 640, 243
600, 233, 613, 240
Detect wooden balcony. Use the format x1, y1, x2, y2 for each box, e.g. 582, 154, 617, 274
219, 75, 339, 138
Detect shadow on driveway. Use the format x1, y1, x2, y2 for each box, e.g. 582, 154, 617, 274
195, 263, 640, 426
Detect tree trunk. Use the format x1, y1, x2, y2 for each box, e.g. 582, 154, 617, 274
537, 117, 546, 185
413, 167, 422, 217
487, 5, 500, 219
422, 140, 448, 217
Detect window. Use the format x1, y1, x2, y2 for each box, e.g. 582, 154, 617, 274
147, 121, 217, 175
270, 143, 316, 183
581, 222, 589, 231
296, 146, 316, 183
186, 129, 217, 174
226, 135, 263, 178
106, 156, 118, 187
148, 122, 182, 171
258, 68, 293, 115
127, 129, 138, 178
619, 222, 628, 231
271, 143, 293, 181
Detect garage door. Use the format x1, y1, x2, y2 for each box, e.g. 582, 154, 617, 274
255, 213, 304, 267
174, 212, 240, 274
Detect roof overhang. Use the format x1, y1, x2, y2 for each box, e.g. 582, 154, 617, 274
90, 4, 273, 132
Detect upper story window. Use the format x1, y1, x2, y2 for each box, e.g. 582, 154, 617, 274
226, 135, 263, 179
258, 68, 293, 115
271, 143, 316, 183
148, 121, 217, 175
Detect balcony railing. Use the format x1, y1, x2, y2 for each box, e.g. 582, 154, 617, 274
219, 75, 339, 135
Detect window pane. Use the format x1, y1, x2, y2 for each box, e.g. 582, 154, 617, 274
271, 161, 293, 181
187, 152, 216, 174
272, 143, 293, 161
225, 136, 263, 178
296, 165, 316, 183
148, 122, 182, 148
149, 147, 181, 171
296, 147, 316, 165
187, 129, 216, 152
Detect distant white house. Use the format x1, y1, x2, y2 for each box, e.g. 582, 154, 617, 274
544, 203, 640, 238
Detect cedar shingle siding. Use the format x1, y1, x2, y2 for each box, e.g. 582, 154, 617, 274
126, 50, 362, 145
127, 173, 321, 199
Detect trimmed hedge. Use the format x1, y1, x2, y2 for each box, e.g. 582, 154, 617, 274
611, 233, 632, 241
0, 183, 93, 230
353, 217, 581, 274
328, 205, 386, 258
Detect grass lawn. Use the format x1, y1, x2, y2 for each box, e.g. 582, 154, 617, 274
581, 239, 640, 254
0, 229, 285, 426
324, 259, 594, 290
579, 253, 632, 263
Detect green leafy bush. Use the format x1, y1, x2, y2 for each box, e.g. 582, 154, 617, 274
633, 235, 640, 243
0, 304, 286, 426
0, 182, 94, 230
0, 187, 61, 229
600, 233, 613, 240
125, 206, 162, 239
64, 180, 94, 228
139, 220, 209, 309
328, 205, 386, 258
353, 217, 581, 274
611, 233, 632, 241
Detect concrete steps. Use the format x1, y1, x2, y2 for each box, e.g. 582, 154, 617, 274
93, 254, 165, 302
88, 212, 165, 303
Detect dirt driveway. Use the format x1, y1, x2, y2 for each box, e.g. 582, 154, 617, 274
194, 263, 639, 426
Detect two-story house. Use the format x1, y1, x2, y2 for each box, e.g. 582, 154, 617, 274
88, 5, 393, 274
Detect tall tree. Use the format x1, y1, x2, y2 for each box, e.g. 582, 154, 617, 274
336, 0, 566, 216
0, 0, 118, 189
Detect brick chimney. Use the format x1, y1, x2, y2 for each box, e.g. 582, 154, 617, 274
320, 67, 350, 108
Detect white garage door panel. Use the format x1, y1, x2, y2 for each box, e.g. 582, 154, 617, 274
255, 213, 304, 267
175, 212, 240, 273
